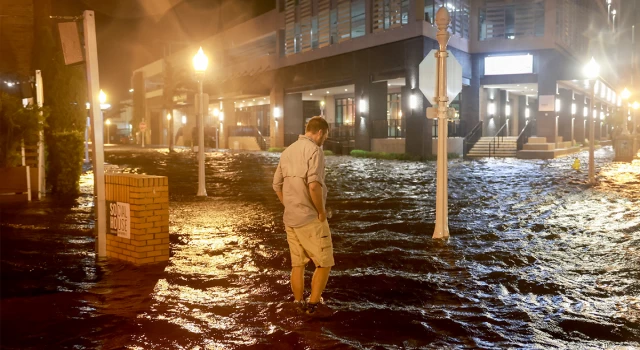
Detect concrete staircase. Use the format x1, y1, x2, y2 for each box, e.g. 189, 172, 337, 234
467, 136, 518, 158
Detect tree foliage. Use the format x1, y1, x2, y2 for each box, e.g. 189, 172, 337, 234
34, 24, 87, 196
0, 92, 46, 168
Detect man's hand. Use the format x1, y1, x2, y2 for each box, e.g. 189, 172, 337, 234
308, 181, 326, 222
276, 191, 284, 205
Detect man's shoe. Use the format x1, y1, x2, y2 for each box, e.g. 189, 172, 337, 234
293, 300, 307, 314
305, 302, 334, 318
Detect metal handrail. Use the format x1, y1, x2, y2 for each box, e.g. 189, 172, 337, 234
489, 123, 508, 158
516, 121, 533, 151
463, 121, 483, 157
229, 125, 267, 150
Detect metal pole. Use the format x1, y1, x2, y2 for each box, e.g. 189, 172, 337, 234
106, 120, 110, 144
197, 79, 207, 196
84, 116, 90, 162
169, 113, 174, 152
433, 7, 451, 240
35, 70, 45, 199
589, 81, 595, 185
83, 10, 107, 256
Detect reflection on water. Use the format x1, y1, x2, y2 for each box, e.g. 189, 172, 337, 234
1, 147, 639, 348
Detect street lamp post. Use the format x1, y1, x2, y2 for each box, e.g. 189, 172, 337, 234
621, 88, 631, 135
193, 47, 208, 197
633, 101, 639, 134
633, 101, 639, 155
105, 119, 111, 144
583, 57, 600, 185
168, 113, 174, 152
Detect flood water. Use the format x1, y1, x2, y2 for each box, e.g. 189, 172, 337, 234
1, 146, 639, 349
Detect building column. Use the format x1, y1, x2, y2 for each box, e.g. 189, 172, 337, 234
595, 102, 602, 140
510, 94, 519, 136
558, 88, 572, 145
479, 88, 488, 136
354, 79, 372, 151
221, 100, 236, 149
270, 85, 285, 148
404, 38, 432, 157
369, 81, 387, 139
183, 102, 197, 147
574, 93, 585, 144
403, 86, 430, 156
498, 90, 508, 136
485, 88, 501, 136
324, 95, 336, 124
283, 92, 303, 146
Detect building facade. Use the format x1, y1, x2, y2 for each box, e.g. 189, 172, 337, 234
130, 0, 627, 156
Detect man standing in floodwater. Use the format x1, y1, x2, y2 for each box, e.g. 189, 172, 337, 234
272, 116, 334, 318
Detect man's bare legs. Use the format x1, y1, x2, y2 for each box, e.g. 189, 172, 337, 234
309, 266, 331, 303
291, 266, 305, 301
291, 266, 332, 303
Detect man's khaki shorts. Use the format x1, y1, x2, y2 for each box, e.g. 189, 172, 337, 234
286, 218, 334, 268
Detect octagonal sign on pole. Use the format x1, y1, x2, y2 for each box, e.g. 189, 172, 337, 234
419, 49, 462, 106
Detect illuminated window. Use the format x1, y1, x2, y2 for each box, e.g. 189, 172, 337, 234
335, 98, 355, 126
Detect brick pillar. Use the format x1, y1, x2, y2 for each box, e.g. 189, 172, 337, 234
105, 174, 169, 265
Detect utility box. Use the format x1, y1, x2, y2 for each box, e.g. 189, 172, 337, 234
614, 136, 635, 162
104, 174, 169, 264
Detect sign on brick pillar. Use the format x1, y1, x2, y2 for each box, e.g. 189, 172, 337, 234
104, 174, 170, 265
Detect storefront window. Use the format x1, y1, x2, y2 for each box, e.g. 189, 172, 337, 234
387, 93, 402, 120
335, 98, 355, 126
386, 93, 403, 137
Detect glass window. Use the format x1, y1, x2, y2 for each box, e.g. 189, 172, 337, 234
335, 98, 355, 126
351, 0, 365, 38
330, 8, 338, 44
311, 16, 319, 49
387, 93, 402, 120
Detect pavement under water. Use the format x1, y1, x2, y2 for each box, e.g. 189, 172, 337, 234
1, 146, 639, 349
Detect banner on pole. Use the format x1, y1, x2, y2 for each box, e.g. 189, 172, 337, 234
57, 22, 84, 65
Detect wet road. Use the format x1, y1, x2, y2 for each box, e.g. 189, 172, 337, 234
1, 146, 639, 349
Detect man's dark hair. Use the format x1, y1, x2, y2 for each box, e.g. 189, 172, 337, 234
306, 116, 329, 133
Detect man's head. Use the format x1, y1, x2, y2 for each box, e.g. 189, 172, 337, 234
305, 116, 329, 147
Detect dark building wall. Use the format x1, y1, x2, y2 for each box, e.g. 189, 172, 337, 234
284, 93, 303, 145
403, 37, 429, 157
574, 92, 586, 143
558, 88, 573, 144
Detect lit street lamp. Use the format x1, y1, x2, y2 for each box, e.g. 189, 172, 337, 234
583, 57, 599, 185
193, 47, 208, 197
105, 119, 111, 144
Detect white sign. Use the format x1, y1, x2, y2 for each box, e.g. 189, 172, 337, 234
108, 201, 130, 239
484, 54, 533, 75
419, 50, 463, 106
538, 95, 555, 112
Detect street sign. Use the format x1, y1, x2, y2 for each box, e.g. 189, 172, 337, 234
139, 121, 147, 131
538, 95, 555, 112
419, 49, 463, 105
106, 200, 130, 239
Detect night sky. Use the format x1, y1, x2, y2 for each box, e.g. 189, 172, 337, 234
52, 0, 273, 104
